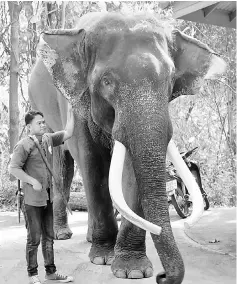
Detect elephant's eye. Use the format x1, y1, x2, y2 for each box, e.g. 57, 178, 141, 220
102, 77, 111, 86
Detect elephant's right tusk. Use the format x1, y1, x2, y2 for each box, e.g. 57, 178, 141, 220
109, 140, 162, 235
167, 139, 204, 228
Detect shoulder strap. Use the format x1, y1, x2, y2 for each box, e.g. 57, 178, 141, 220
28, 135, 51, 172
28, 135, 72, 214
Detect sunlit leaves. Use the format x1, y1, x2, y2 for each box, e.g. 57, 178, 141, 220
19, 10, 28, 30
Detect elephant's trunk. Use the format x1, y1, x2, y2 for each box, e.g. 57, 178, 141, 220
108, 75, 202, 281
109, 140, 162, 235
110, 113, 185, 282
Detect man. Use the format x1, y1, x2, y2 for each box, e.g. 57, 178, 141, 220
9, 104, 74, 284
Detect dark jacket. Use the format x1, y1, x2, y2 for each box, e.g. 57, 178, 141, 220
9, 131, 64, 206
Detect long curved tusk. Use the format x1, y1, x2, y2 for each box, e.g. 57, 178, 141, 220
167, 139, 204, 229
109, 140, 162, 235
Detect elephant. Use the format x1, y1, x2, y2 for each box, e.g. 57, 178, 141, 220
28, 12, 226, 284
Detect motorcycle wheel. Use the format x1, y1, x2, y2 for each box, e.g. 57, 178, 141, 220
203, 195, 210, 211
172, 170, 210, 219
191, 170, 210, 211
171, 184, 192, 219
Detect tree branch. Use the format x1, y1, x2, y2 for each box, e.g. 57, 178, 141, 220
0, 37, 11, 55
61, 1, 66, 29
185, 101, 195, 122
19, 76, 30, 108
0, 21, 12, 38
211, 85, 235, 160
211, 78, 236, 94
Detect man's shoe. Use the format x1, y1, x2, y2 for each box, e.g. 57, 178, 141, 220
45, 273, 74, 283
29, 275, 41, 284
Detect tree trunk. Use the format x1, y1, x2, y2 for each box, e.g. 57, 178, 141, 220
227, 89, 236, 155
8, 1, 21, 153
23, 1, 37, 66
46, 2, 61, 29
61, 1, 66, 29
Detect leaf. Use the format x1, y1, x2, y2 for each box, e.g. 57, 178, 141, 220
112, 1, 120, 7
209, 239, 220, 243
97, 1, 107, 12
19, 12, 28, 30
30, 14, 40, 24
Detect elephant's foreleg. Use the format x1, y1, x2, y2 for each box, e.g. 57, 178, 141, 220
112, 217, 153, 279
111, 151, 153, 279
86, 212, 93, 243
53, 147, 74, 240
80, 140, 118, 265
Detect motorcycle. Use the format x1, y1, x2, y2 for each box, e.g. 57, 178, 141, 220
166, 147, 209, 218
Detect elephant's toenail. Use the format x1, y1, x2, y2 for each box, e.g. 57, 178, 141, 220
128, 270, 144, 279
145, 267, 153, 278
114, 269, 127, 278
106, 256, 114, 265
92, 257, 105, 265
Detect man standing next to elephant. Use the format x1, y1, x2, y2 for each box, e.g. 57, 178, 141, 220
9, 104, 75, 284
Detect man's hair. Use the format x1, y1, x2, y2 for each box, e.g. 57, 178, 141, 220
25, 110, 44, 125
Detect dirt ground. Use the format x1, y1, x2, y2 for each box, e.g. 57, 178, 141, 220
0, 207, 236, 284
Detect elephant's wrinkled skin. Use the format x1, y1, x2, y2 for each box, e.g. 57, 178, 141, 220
28, 12, 226, 284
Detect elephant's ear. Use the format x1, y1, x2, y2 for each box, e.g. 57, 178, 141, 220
37, 29, 89, 114
170, 30, 226, 101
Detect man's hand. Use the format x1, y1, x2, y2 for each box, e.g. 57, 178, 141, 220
32, 179, 42, 191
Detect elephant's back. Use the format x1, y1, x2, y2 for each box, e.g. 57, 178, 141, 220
76, 12, 108, 31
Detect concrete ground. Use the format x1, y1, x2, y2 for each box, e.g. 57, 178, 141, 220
0, 207, 236, 284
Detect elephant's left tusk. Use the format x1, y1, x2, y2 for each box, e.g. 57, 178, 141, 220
167, 139, 204, 228
109, 140, 162, 235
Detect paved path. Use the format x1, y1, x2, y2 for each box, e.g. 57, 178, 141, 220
0, 208, 236, 284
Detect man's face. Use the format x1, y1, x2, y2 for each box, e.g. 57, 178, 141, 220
28, 115, 46, 135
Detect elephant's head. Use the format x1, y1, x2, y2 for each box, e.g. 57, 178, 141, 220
37, 12, 226, 283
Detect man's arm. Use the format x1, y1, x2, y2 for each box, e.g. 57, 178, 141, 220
63, 103, 74, 141
9, 143, 42, 190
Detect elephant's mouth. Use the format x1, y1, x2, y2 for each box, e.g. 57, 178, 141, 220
109, 139, 204, 234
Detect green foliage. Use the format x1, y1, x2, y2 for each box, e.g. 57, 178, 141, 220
169, 19, 236, 206
0, 179, 16, 211
170, 93, 236, 206
0, 100, 16, 210
0, 2, 10, 86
